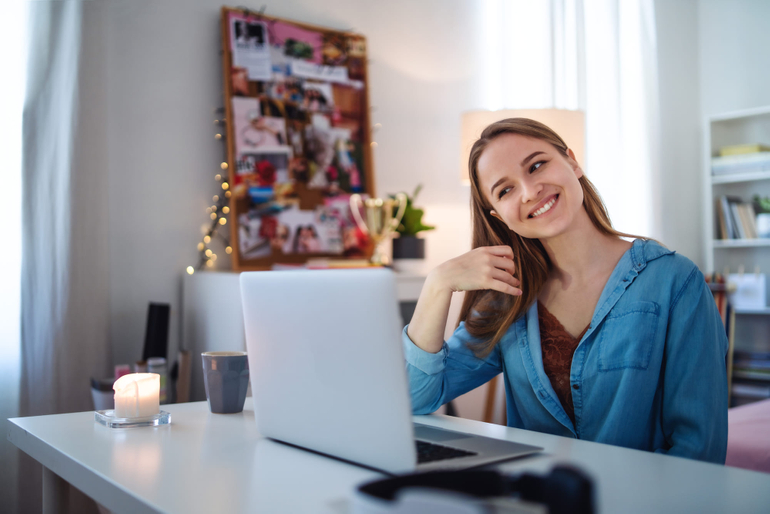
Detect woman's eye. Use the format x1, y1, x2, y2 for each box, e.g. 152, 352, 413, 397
530, 161, 545, 173
497, 186, 512, 200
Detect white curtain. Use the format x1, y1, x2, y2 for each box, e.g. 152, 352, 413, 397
19, 1, 111, 511
21, 0, 111, 419
480, 0, 662, 239
0, 2, 27, 512
582, 0, 661, 239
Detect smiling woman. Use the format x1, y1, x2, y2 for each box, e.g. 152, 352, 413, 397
402, 117, 729, 464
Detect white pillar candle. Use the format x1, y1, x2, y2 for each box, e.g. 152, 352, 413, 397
113, 373, 160, 418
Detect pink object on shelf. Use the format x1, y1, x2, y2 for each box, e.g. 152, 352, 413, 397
114, 364, 131, 380
726, 398, 770, 474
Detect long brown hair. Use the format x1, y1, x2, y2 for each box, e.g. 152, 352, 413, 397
459, 118, 640, 357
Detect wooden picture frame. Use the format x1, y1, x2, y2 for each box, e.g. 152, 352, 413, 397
220, 6, 375, 270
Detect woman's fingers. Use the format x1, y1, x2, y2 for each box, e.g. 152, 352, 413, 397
490, 255, 516, 275
484, 245, 514, 258
490, 268, 523, 296
438, 245, 522, 294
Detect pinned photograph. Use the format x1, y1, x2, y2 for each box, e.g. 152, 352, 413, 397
302, 82, 334, 112
232, 97, 287, 153
256, 215, 291, 255
305, 125, 363, 194
286, 120, 305, 157
347, 36, 366, 80
234, 147, 292, 201
238, 203, 293, 259
322, 33, 348, 66
237, 213, 271, 259
279, 208, 321, 254
231, 66, 250, 96
272, 21, 323, 64
276, 206, 343, 255
323, 195, 368, 256
229, 14, 272, 80
266, 76, 305, 104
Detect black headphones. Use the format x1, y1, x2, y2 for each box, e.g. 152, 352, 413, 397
356, 465, 595, 514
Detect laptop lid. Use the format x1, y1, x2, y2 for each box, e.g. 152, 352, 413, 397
240, 268, 418, 474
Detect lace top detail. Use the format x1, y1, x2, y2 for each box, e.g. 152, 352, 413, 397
538, 303, 589, 424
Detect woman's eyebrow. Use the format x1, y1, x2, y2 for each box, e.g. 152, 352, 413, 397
489, 151, 548, 196
520, 151, 545, 167
490, 177, 507, 197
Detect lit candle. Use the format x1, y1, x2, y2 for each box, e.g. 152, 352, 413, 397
113, 373, 160, 418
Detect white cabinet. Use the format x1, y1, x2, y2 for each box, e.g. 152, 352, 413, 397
181, 270, 428, 402
704, 106, 770, 406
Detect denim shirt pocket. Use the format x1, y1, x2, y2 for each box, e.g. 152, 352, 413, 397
597, 301, 660, 371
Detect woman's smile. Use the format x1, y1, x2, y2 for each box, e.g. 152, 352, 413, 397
528, 194, 559, 219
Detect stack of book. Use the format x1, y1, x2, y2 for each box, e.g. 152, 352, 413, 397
715, 195, 758, 240
711, 144, 770, 177
731, 350, 770, 407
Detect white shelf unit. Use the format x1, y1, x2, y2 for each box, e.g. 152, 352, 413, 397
704, 106, 770, 406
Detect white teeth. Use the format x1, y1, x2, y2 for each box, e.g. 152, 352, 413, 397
532, 197, 556, 218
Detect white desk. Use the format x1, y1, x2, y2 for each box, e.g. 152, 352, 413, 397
8, 400, 770, 514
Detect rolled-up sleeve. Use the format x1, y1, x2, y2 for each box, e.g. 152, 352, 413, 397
403, 322, 502, 414
656, 268, 729, 463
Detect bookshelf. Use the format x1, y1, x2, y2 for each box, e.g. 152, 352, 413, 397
704, 105, 770, 406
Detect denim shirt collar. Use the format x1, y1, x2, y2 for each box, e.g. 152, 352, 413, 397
515, 239, 674, 434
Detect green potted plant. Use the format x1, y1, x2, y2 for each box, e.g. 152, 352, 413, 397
753, 195, 770, 238
390, 185, 435, 270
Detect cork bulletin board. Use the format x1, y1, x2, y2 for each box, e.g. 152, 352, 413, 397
219, 6, 375, 270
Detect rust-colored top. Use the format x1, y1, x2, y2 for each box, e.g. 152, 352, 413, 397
538, 303, 589, 424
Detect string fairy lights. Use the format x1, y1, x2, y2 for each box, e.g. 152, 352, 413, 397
187, 108, 233, 274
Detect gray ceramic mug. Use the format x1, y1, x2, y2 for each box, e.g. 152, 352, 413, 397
201, 351, 249, 414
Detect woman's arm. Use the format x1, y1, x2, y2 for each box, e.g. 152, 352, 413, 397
404, 245, 521, 413
407, 245, 521, 354
656, 268, 729, 463
404, 322, 505, 414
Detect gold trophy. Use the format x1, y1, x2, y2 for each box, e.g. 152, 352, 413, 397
349, 193, 407, 265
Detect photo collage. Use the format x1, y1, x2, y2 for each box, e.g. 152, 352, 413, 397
227, 12, 371, 264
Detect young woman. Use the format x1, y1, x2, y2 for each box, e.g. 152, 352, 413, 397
403, 118, 728, 463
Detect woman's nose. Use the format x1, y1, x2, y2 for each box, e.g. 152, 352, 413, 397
519, 177, 542, 203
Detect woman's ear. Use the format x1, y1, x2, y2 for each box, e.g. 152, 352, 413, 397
490, 210, 503, 222
567, 148, 583, 178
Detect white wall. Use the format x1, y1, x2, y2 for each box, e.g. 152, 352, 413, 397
654, 0, 703, 266
698, 0, 770, 272
699, 0, 770, 118
102, 0, 479, 368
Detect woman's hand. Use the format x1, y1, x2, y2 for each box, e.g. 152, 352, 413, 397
406, 246, 521, 354
431, 246, 522, 296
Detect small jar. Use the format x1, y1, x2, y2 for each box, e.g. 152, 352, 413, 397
146, 357, 168, 404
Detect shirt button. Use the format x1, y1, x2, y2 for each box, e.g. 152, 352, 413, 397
572, 384, 579, 390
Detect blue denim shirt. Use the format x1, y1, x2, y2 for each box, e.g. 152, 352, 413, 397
404, 239, 728, 463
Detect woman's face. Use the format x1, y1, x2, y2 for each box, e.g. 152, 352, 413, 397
476, 133, 585, 240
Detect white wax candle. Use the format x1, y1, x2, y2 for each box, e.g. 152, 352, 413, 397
113, 373, 160, 418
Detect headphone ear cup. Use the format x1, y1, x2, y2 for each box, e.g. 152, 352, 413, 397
542, 465, 595, 514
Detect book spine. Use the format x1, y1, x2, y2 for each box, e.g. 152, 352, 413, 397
716, 197, 728, 239
730, 203, 746, 239
720, 196, 735, 239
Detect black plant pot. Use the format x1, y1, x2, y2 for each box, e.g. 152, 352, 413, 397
392, 236, 425, 260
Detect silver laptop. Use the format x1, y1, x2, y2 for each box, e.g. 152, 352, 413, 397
239, 268, 542, 474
